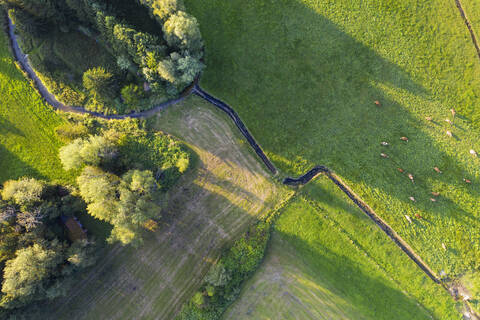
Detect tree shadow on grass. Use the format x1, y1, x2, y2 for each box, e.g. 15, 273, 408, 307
186, 0, 480, 275
0, 116, 25, 137
269, 230, 433, 320
0, 144, 46, 184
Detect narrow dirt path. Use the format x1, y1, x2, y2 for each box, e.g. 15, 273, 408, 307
455, 0, 480, 60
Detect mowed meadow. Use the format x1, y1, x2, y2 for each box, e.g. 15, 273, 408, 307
35, 97, 289, 320
0, 26, 72, 184
0, 0, 479, 318
226, 192, 457, 319
185, 0, 480, 307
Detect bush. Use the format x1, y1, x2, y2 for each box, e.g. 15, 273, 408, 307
59, 135, 117, 171
55, 122, 89, 142
121, 83, 145, 112
1, 178, 44, 206
178, 222, 270, 319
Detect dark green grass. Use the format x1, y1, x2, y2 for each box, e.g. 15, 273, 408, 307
0, 28, 73, 184
186, 0, 480, 283
22, 27, 118, 106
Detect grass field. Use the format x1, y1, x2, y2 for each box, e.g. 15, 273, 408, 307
36, 96, 289, 320
225, 183, 459, 319
185, 0, 480, 304
462, 0, 480, 37
0, 24, 73, 184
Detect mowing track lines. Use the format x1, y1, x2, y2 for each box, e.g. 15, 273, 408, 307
4, 6, 473, 316
193, 84, 480, 318
193, 85, 439, 282
455, 0, 480, 61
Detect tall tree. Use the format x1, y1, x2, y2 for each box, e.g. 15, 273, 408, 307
1, 178, 44, 207
1, 243, 64, 309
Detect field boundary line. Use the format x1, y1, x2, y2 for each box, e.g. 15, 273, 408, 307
455, 0, 480, 61
193, 85, 441, 282
4, 7, 477, 317
192, 84, 480, 318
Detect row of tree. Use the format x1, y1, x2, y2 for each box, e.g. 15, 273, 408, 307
0, 178, 96, 314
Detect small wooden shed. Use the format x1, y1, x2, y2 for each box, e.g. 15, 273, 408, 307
61, 216, 87, 241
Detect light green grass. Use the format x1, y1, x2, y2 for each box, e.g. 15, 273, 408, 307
226, 195, 458, 319
185, 0, 480, 297
226, 178, 459, 319
462, 0, 480, 37
0, 26, 73, 184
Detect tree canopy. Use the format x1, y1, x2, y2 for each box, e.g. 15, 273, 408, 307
0, 178, 96, 313
2, 0, 204, 111
60, 123, 190, 245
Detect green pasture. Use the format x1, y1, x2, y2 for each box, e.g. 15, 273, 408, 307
226, 192, 458, 319
0, 27, 72, 184
462, 0, 480, 34
185, 0, 480, 298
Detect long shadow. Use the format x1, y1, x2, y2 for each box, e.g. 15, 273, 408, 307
0, 144, 46, 183
186, 0, 480, 276
272, 230, 434, 320
0, 116, 24, 136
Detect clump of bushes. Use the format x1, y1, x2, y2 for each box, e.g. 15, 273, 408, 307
58, 120, 190, 245
0, 178, 96, 314
3, 0, 204, 115
178, 222, 270, 320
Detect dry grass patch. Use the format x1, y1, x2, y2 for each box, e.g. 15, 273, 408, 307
39, 96, 288, 320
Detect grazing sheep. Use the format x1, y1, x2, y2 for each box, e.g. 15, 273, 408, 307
397, 167, 404, 173
381, 141, 389, 146
445, 119, 452, 125
442, 243, 447, 250
431, 191, 440, 196
463, 178, 472, 184
446, 130, 453, 137
434, 167, 442, 173
430, 198, 437, 202
409, 196, 416, 202
380, 153, 388, 158
400, 136, 409, 142
374, 100, 381, 106
470, 149, 477, 157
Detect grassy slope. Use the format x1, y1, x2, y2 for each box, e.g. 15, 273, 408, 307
39, 96, 288, 320
226, 180, 458, 319
0, 25, 73, 184
185, 0, 480, 287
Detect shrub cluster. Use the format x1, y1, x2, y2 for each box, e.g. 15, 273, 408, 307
178, 222, 270, 320
0, 178, 96, 314
58, 120, 190, 245
3, 0, 204, 114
